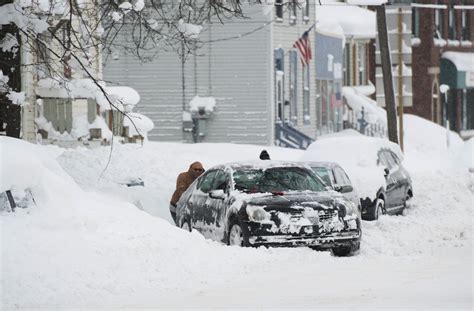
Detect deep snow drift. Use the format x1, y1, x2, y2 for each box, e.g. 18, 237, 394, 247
1, 114, 472, 309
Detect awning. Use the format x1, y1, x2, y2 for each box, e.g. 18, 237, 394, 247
440, 52, 474, 89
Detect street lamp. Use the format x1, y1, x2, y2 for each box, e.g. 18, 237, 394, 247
439, 84, 450, 147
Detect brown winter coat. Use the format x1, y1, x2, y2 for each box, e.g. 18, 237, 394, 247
170, 161, 204, 206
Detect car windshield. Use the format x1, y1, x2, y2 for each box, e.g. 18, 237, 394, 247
311, 167, 332, 186
233, 167, 325, 193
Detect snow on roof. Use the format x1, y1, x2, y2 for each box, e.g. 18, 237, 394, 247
105, 86, 140, 109
342, 86, 386, 124
36, 78, 142, 111
441, 52, 474, 72
0, 3, 48, 34
189, 95, 216, 113
316, 4, 376, 39
123, 112, 154, 139
316, 20, 346, 46
178, 19, 202, 39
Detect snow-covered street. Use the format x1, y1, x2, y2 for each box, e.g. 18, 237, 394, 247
1, 115, 472, 309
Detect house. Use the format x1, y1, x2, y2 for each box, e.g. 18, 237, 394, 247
406, 0, 474, 138
0, 1, 150, 145
316, 2, 386, 137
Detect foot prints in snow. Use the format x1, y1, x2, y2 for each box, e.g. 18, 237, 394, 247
1, 114, 472, 309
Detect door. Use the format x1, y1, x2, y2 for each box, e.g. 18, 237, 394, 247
200, 169, 229, 241
334, 166, 359, 209
378, 150, 398, 209
388, 151, 408, 206
190, 170, 217, 232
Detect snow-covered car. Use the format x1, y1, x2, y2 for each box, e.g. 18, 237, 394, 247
175, 161, 361, 256
301, 162, 360, 214
301, 132, 413, 221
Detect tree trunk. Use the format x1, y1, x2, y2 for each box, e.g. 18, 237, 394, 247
376, 4, 398, 144
0, 20, 22, 138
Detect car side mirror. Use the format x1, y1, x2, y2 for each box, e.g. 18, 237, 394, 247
209, 189, 225, 200
333, 185, 342, 192
384, 168, 389, 178
340, 185, 353, 193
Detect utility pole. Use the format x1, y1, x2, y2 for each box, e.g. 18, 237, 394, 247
377, 4, 398, 145
397, 7, 404, 151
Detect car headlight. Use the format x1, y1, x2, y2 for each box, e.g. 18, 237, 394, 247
246, 205, 270, 222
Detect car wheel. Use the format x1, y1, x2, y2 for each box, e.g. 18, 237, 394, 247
181, 221, 192, 232
366, 198, 385, 221
332, 246, 352, 257
228, 222, 244, 246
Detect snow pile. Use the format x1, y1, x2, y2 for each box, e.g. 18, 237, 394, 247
6, 90, 26, 105
301, 133, 400, 200
343, 85, 387, 124
1, 124, 473, 308
402, 114, 465, 173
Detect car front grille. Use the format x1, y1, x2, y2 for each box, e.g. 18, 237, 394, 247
318, 210, 338, 221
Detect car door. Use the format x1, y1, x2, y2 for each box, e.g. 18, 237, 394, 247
200, 169, 229, 241
388, 151, 408, 207
334, 166, 359, 209
378, 150, 398, 209
190, 170, 217, 233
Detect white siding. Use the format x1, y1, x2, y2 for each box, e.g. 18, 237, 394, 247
104, 5, 272, 145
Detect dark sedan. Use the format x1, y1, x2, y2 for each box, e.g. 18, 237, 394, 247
175, 161, 361, 256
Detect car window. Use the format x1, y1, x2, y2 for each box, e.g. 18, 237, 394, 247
233, 167, 325, 193
311, 167, 333, 186
211, 169, 227, 191
378, 150, 394, 169
197, 170, 217, 193
389, 151, 401, 165
334, 167, 351, 186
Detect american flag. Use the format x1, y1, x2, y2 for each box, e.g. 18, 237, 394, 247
293, 30, 312, 66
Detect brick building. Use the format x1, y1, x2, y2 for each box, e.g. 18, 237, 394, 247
408, 0, 474, 137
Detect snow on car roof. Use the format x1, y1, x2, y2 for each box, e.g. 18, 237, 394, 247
213, 161, 311, 171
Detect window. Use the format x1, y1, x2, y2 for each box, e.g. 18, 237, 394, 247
311, 167, 334, 186
275, 0, 283, 20
290, 0, 297, 25
378, 150, 395, 169
43, 98, 72, 134
357, 43, 366, 85
334, 167, 350, 186
211, 170, 227, 191
462, 10, 471, 41
303, 64, 310, 124
412, 7, 420, 38
449, 7, 457, 40
289, 50, 298, 124
274, 48, 285, 121
303, 0, 310, 23
435, 9, 444, 38
343, 43, 351, 86
389, 152, 401, 166
197, 171, 217, 193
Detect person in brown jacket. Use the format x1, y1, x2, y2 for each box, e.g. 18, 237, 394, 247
169, 161, 205, 224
